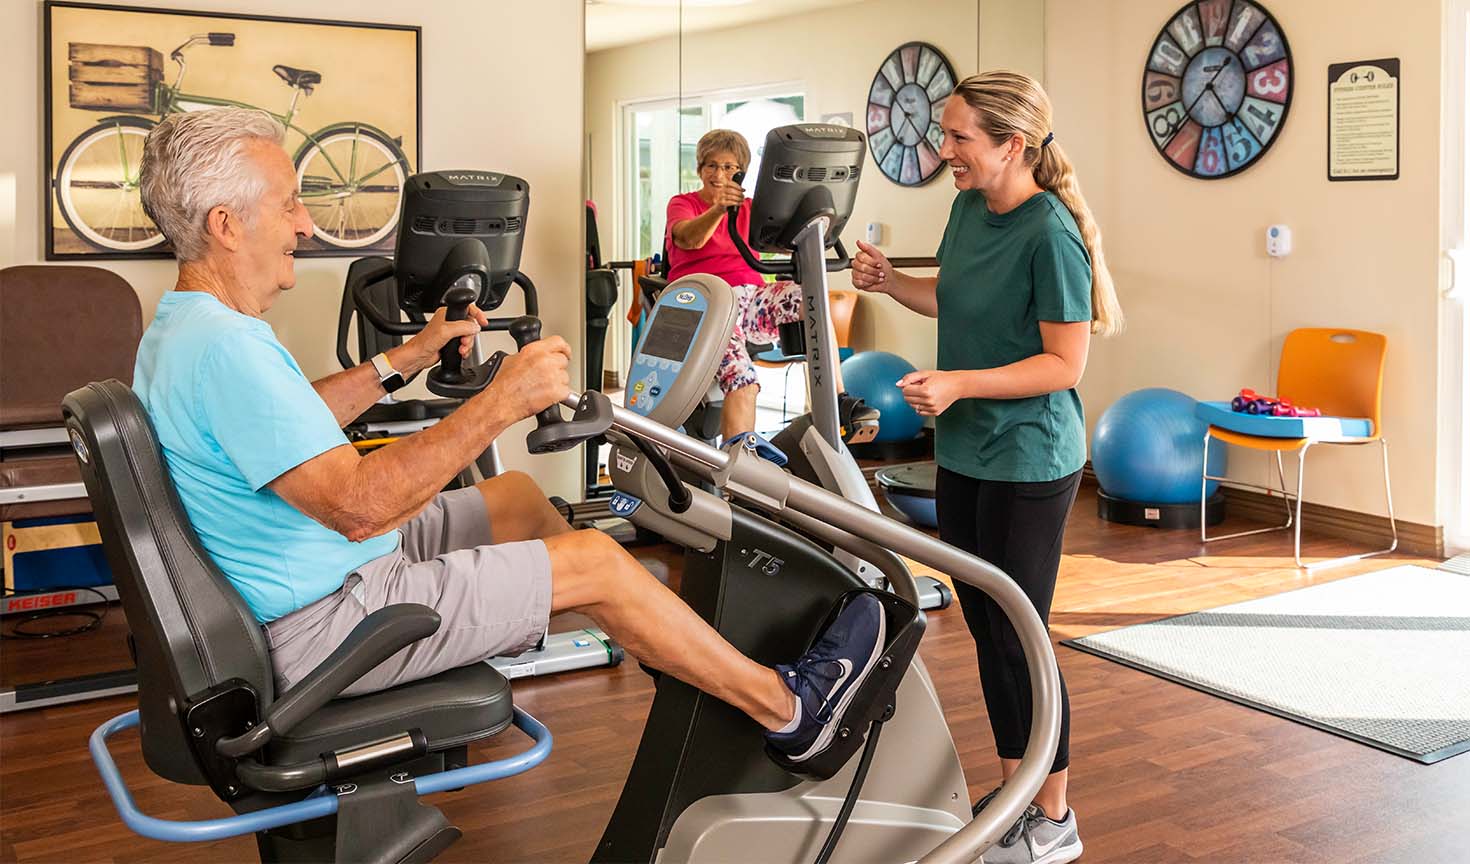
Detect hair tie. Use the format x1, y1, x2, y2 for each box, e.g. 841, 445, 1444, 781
1040, 132, 1055, 149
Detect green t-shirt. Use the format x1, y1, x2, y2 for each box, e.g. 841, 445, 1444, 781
934, 190, 1092, 483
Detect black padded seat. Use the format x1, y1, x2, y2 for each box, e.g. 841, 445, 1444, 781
272, 64, 322, 89
63, 380, 513, 787
268, 663, 514, 765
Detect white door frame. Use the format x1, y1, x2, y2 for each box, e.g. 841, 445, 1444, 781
1438, 0, 1470, 553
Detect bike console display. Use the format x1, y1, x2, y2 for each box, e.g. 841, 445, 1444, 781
626, 275, 738, 429
746, 124, 866, 253
345, 170, 540, 399
394, 171, 530, 315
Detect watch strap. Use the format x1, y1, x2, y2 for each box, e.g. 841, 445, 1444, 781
371, 352, 407, 393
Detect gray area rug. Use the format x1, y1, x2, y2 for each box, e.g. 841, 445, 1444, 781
1063, 565, 1470, 763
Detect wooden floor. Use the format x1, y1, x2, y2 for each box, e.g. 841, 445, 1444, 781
3, 484, 1468, 863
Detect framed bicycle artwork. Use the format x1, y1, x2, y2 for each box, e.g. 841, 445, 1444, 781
43, 2, 421, 259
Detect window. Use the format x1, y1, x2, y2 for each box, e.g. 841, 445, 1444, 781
621, 84, 804, 262
606, 85, 805, 384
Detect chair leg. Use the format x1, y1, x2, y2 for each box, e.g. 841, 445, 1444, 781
1299, 437, 1400, 571
1381, 438, 1400, 553
1199, 432, 1210, 543
1202, 434, 1296, 544
1294, 443, 1311, 568
1275, 452, 1294, 530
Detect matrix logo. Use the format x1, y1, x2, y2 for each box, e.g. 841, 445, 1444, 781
615, 450, 637, 474
441, 172, 502, 186
675, 291, 696, 304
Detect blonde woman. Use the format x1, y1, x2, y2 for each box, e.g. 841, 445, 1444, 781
667, 128, 871, 447
852, 70, 1122, 864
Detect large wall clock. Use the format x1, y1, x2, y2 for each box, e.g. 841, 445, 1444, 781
866, 42, 956, 186
1142, 0, 1293, 179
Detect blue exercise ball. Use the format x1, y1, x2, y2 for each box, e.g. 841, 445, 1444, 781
1091, 388, 1226, 504
841, 351, 923, 443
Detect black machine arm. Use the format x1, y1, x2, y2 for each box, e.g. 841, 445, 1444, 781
725, 171, 851, 279
216, 604, 441, 759
348, 265, 537, 339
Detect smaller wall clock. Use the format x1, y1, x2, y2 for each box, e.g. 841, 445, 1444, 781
866, 42, 957, 186
1142, 0, 1293, 179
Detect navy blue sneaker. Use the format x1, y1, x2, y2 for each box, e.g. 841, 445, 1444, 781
765, 593, 886, 763
722, 430, 788, 467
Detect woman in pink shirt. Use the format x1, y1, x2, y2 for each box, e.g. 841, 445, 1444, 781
667, 129, 868, 445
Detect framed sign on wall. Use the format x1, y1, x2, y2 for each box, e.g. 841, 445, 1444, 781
44, 1, 421, 260
1327, 58, 1400, 182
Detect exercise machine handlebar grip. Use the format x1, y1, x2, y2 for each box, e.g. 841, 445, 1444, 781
509, 317, 566, 433
434, 284, 477, 385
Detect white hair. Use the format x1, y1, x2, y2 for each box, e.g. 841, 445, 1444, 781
139, 107, 287, 261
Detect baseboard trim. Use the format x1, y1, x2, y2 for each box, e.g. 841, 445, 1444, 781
1080, 464, 1441, 558
862, 460, 1441, 557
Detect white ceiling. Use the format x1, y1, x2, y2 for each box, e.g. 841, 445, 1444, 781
586, 0, 865, 53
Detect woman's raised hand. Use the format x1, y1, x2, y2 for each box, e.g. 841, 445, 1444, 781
852, 240, 893, 292
709, 180, 746, 209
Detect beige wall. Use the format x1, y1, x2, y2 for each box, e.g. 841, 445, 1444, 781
586, 0, 1012, 372
1046, 0, 1444, 525
1, 0, 585, 497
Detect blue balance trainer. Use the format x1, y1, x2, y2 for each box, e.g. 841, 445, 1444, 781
1091, 387, 1227, 528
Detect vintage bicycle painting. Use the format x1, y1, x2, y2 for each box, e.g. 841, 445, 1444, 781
44, 2, 420, 259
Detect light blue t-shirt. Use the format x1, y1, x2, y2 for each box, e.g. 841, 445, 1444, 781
133, 291, 396, 623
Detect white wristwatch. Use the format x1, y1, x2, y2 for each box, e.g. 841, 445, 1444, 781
370, 352, 407, 393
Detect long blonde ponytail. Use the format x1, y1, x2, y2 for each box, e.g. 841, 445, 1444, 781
953, 71, 1123, 336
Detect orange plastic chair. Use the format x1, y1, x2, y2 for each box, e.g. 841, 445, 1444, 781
1202, 328, 1397, 569
829, 290, 858, 353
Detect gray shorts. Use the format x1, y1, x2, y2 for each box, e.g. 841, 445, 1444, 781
265, 486, 553, 697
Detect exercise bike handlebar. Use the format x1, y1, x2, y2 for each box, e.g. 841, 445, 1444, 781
561, 389, 1064, 864
725, 213, 852, 277
725, 171, 852, 277
350, 268, 539, 336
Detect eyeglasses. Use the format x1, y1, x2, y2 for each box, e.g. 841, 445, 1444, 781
701, 162, 742, 174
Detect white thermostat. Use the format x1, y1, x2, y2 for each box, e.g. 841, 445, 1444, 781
1266, 224, 1292, 257
865, 222, 883, 245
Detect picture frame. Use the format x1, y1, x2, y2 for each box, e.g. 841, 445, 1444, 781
43, 1, 421, 260
1327, 57, 1400, 182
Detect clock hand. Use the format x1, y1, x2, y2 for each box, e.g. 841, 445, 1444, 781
1208, 88, 1229, 116
1165, 55, 1234, 142
901, 113, 923, 143
891, 100, 910, 131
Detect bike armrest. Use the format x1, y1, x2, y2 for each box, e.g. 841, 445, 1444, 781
217, 604, 441, 758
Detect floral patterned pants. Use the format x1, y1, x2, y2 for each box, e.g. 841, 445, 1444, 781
716, 280, 802, 393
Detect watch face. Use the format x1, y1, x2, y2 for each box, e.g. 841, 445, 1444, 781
1142, 0, 1292, 179
866, 42, 956, 186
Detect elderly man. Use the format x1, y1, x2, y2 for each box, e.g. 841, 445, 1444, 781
131, 106, 883, 766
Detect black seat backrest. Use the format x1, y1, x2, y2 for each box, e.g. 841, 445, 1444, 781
62, 380, 274, 786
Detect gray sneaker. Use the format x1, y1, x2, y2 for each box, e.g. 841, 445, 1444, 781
981, 804, 1082, 864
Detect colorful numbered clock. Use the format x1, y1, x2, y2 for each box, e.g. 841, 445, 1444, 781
1142, 0, 1292, 179
866, 42, 956, 186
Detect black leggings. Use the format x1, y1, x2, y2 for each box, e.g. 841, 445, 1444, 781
936, 466, 1080, 775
